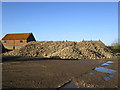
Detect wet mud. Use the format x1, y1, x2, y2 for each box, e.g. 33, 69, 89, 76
2, 56, 118, 89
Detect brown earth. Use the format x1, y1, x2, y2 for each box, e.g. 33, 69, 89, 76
2, 56, 119, 89
71, 58, 118, 88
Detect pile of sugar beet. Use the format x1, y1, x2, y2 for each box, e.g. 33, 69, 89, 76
3, 40, 116, 59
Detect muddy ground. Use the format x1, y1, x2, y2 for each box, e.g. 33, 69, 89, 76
2, 56, 119, 89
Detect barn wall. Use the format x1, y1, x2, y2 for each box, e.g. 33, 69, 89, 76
1, 40, 27, 50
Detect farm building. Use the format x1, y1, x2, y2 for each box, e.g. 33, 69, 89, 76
1, 33, 36, 50
0, 41, 6, 53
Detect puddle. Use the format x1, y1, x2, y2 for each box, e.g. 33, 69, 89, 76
94, 67, 117, 74
103, 77, 111, 81
101, 61, 113, 66
108, 74, 114, 78
106, 61, 113, 64
87, 72, 94, 75
94, 60, 116, 81
80, 87, 96, 89
80, 87, 86, 88
101, 63, 109, 66
103, 74, 115, 81
60, 82, 78, 88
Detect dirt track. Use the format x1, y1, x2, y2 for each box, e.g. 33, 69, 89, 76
2, 56, 118, 89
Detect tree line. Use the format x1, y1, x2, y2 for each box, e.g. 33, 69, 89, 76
107, 40, 120, 55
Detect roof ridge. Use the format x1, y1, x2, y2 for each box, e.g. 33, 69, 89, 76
7, 33, 32, 34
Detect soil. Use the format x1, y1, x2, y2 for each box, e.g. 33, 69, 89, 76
2, 40, 115, 60
2, 56, 119, 89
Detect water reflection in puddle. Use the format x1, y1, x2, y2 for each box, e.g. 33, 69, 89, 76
61, 82, 78, 88
101, 61, 113, 66
94, 67, 117, 74
101, 63, 109, 66
103, 74, 114, 81
106, 61, 113, 64
109, 74, 114, 78
80, 87, 96, 89
80, 87, 87, 88
103, 77, 111, 81
60, 60, 116, 89
87, 72, 94, 75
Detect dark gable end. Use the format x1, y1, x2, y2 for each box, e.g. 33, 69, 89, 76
27, 33, 36, 42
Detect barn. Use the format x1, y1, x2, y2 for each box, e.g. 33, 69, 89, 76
1, 33, 36, 50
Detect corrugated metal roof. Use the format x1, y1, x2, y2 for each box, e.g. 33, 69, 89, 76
2, 33, 32, 40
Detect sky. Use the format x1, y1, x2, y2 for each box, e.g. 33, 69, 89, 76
2, 2, 118, 45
